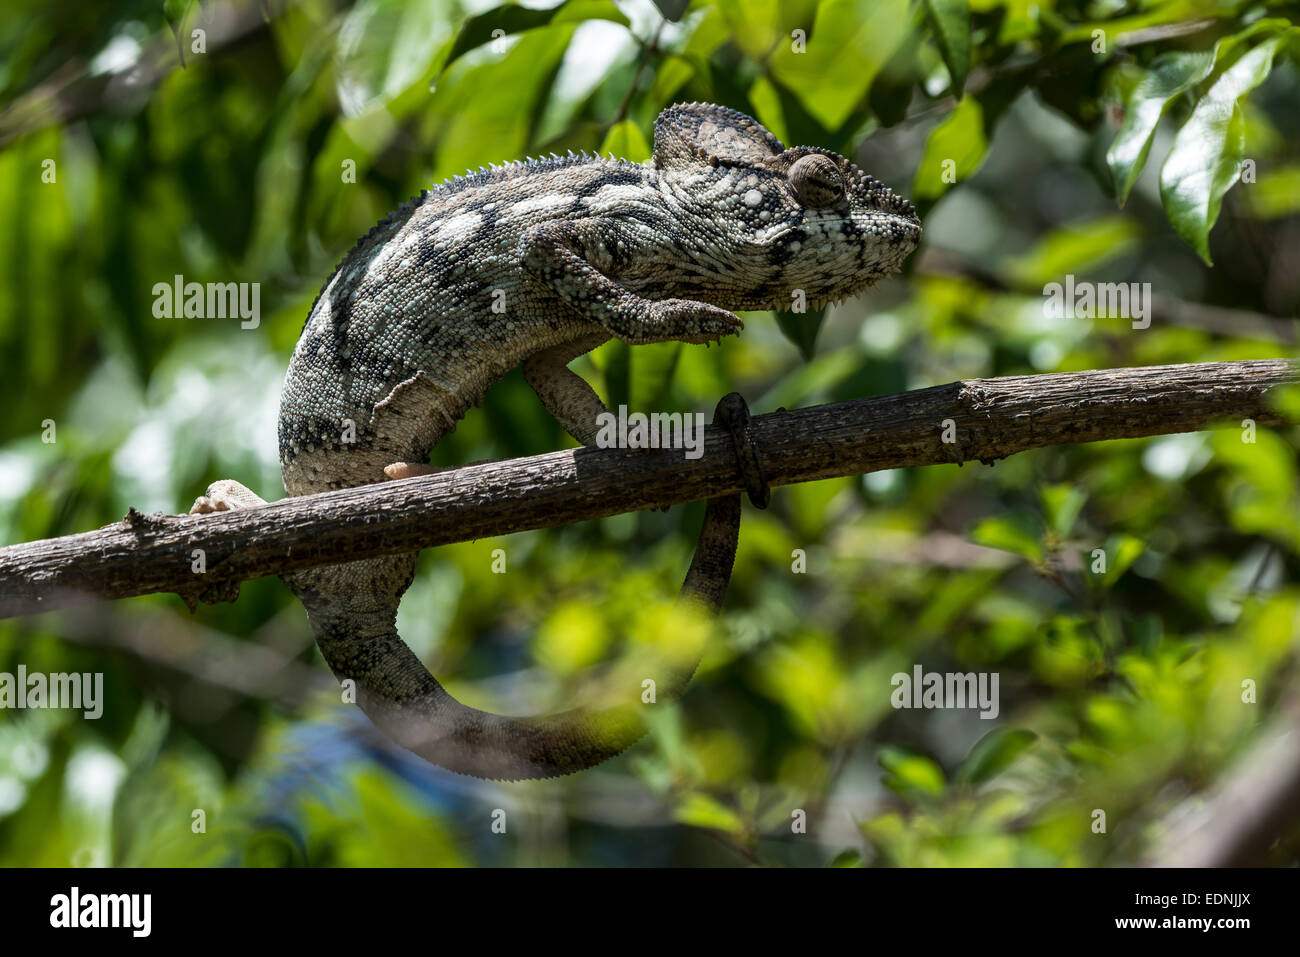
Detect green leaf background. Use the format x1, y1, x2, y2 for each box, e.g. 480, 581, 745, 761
0, 0, 1297, 868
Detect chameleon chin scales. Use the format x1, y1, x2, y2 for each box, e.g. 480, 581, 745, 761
191, 103, 920, 780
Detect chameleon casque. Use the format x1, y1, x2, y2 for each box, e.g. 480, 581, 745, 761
191, 102, 920, 780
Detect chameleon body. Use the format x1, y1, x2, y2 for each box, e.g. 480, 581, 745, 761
192, 103, 920, 780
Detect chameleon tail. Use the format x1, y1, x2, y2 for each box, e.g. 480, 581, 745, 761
296, 494, 740, 780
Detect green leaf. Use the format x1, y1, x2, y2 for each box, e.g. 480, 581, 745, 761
1244, 163, 1300, 220
335, 0, 460, 115
674, 793, 746, 835
651, 0, 691, 20
775, 307, 826, 360
1003, 215, 1140, 288
868, 7, 926, 125
748, 74, 791, 146
443, 0, 629, 67
1105, 50, 1215, 206
1093, 534, 1145, 588
956, 729, 1037, 785
428, 26, 575, 183
1207, 17, 1296, 68
715, 0, 786, 61
922, 0, 970, 94
767, 0, 912, 132
971, 510, 1043, 563
601, 339, 632, 410
1267, 383, 1300, 422
598, 120, 652, 162
758, 347, 862, 410
163, 0, 192, 66
827, 849, 863, 867
1041, 484, 1087, 540
650, 55, 697, 107
534, 601, 610, 674
879, 747, 946, 799
628, 341, 682, 411
1159, 34, 1291, 264
911, 95, 986, 207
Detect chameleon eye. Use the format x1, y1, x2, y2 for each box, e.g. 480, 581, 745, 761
788, 154, 844, 208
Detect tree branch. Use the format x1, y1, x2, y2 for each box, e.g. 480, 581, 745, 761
0, 359, 1293, 619
1144, 683, 1300, 867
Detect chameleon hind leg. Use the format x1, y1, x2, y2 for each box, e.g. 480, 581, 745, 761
190, 479, 268, 513
382, 335, 617, 478
184, 479, 270, 607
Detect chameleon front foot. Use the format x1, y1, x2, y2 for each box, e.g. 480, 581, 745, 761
642, 298, 745, 345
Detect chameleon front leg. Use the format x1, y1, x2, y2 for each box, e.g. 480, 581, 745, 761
522, 221, 744, 346
525, 338, 750, 667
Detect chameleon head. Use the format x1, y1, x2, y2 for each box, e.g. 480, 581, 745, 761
652, 103, 921, 312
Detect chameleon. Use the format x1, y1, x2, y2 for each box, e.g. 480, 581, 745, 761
190, 102, 920, 780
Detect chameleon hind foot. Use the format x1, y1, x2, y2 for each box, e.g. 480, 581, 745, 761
190, 479, 267, 514
181, 479, 267, 611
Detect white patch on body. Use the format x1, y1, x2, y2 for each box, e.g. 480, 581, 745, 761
506, 193, 575, 219
440, 212, 483, 245
580, 182, 648, 213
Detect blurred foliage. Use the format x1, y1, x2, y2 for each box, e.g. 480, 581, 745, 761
0, 0, 1298, 867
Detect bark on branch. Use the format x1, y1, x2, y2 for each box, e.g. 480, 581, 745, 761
0, 358, 1294, 620
1145, 685, 1300, 867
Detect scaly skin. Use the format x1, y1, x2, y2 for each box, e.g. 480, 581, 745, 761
191, 103, 920, 779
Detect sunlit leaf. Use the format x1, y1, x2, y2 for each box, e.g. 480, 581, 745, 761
334, 0, 459, 115
1105, 49, 1215, 205
971, 511, 1043, 563
1159, 33, 1292, 264
1094, 534, 1145, 588
1004, 216, 1141, 288
534, 601, 610, 674
598, 119, 652, 162
1041, 484, 1087, 540
768, 0, 912, 131
922, 0, 970, 93
444, 0, 629, 65
879, 746, 947, 799
674, 792, 746, 835
956, 728, 1037, 785
1243, 164, 1300, 219
911, 95, 986, 206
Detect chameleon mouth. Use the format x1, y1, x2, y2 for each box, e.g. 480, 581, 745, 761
852, 207, 922, 258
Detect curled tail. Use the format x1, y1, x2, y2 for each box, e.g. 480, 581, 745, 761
291, 494, 740, 780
